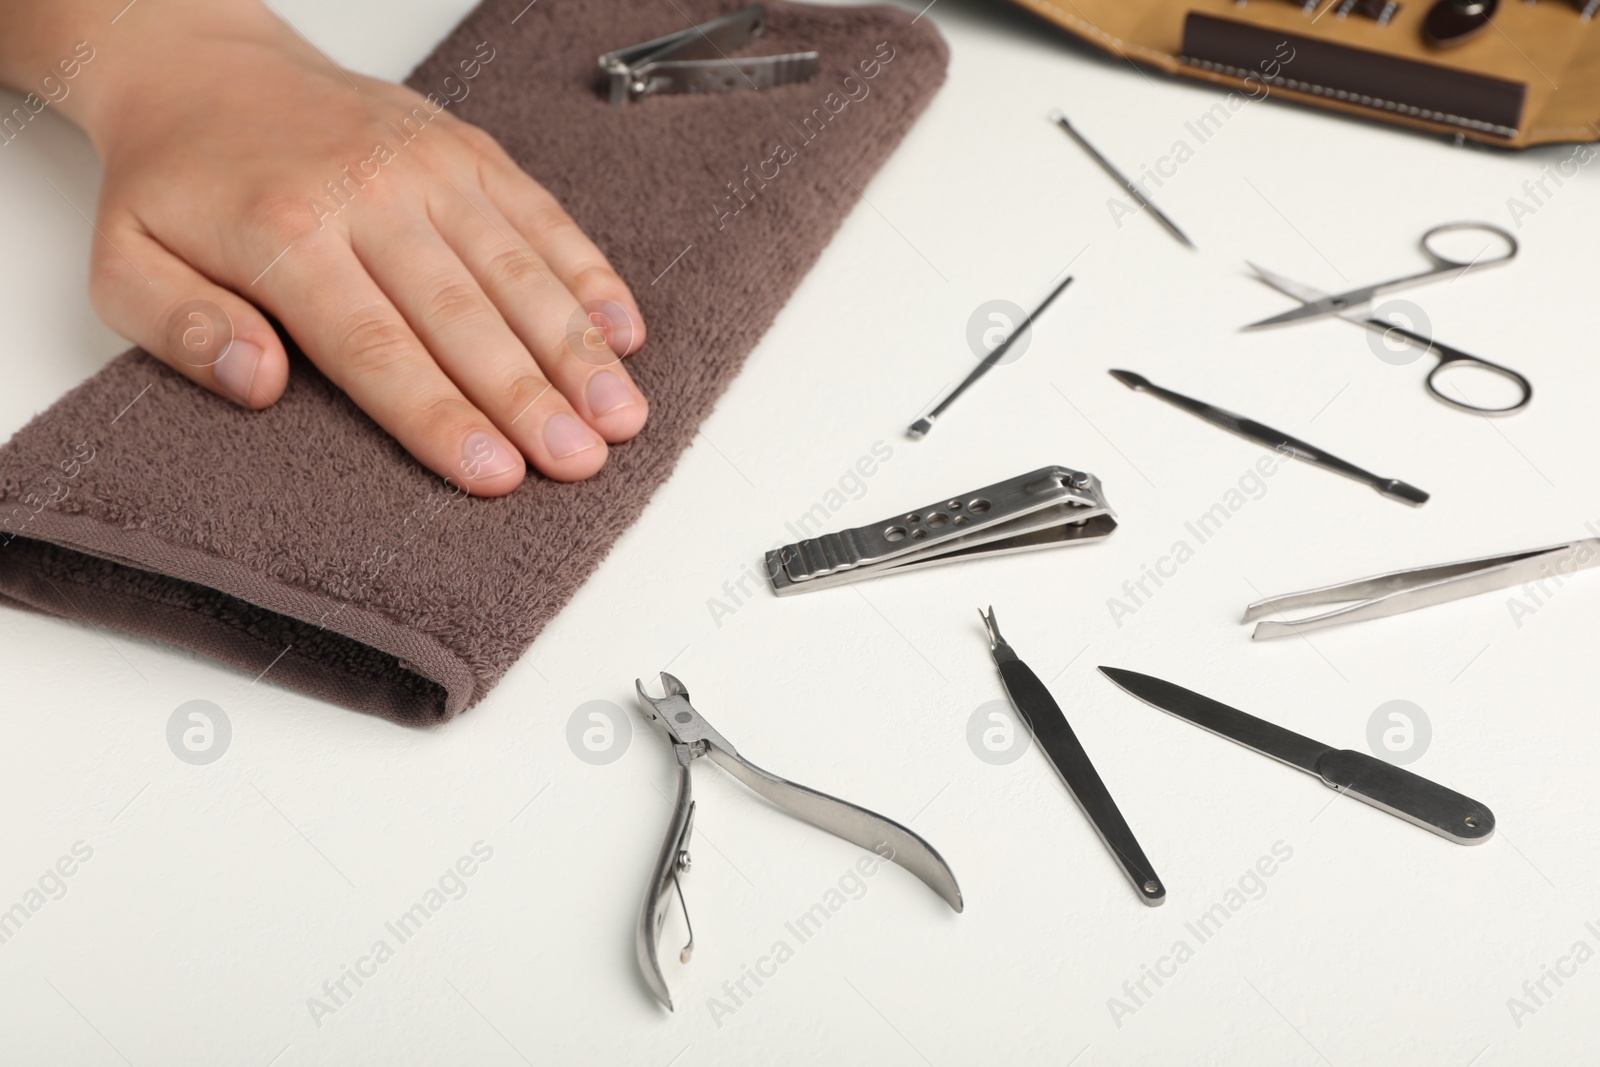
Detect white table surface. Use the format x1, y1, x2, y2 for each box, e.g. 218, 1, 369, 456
3, 1, 1597, 1063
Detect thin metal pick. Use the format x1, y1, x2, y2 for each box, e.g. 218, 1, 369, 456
1054, 113, 1194, 249
908, 274, 1074, 439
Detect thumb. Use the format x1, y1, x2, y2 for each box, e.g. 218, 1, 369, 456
89, 223, 289, 408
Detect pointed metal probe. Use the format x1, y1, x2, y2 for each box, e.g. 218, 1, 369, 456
1054, 113, 1194, 249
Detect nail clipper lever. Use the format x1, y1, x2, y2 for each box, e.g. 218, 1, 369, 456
766, 466, 1116, 595
598, 4, 818, 105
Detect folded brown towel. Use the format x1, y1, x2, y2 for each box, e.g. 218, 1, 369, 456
0, 0, 947, 724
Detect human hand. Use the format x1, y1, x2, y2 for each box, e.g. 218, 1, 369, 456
9, 1, 648, 494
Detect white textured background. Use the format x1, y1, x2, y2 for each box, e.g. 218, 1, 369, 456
1, 0, 1595, 1063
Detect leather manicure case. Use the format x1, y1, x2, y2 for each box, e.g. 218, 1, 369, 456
1008, 0, 1600, 147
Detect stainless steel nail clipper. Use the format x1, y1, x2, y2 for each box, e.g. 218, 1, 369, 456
599, 4, 819, 105
766, 466, 1116, 595
632, 673, 962, 1011
1244, 539, 1600, 639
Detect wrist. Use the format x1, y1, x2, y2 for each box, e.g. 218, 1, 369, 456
0, 0, 296, 153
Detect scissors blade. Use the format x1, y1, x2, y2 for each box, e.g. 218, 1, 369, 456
1243, 271, 1381, 329
1245, 263, 1377, 325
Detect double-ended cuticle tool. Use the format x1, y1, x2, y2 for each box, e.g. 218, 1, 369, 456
1110, 369, 1428, 506
908, 275, 1074, 439
981, 609, 1165, 906
1098, 668, 1495, 845
632, 674, 962, 1011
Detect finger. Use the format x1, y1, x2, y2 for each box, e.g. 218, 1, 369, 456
351, 221, 612, 480
467, 128, 646, 356
429, 187, 649, 445
252, 240, 526, 496
88, 222, 289, 408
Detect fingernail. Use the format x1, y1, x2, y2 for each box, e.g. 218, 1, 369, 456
461, 431, 521, 480
543, 413, 601, 458
214, 340, 263, 405
586, 371, 638, 416
606, 304, 642, 355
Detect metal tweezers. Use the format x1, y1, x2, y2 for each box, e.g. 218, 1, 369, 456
598, 4, 818, 105
633, 674, 963, 1010
766, 466, 1116, 595
1246, 539, 1600, 639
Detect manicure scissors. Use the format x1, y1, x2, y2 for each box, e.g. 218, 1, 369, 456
1245, 221, 1531, 415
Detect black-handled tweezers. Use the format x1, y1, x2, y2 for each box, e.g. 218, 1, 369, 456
981, 608, 1165, 906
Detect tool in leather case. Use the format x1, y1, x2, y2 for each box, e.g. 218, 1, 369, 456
1005, 0, 1600, 147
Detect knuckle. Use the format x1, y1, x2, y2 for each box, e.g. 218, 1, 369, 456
453, 120, 500, 157
335, 309, 416, 378
420, 278, 492, 329
86, 247, 125, 305
502, 372, 554, 418
521, 200, 578, 239
86, 215, 137, 303
566, 263, 624, 299
255, 195, 321, 243
485, 245, 549, 289
414, 393, 481, 439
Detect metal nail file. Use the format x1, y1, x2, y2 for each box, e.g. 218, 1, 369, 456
983, 610, 1166, 906
766, 465, 1116, 595
1109, 369, 1429, 506
1097, 667, 1495, 845
633, 674, 962, 1011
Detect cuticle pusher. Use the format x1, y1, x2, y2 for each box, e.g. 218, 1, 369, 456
908, 274, 1074, 439
982, 608, 1165, 906
1109, 369, 1429, 506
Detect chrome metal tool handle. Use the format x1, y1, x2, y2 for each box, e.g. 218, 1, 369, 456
1110, 370, 1427, 506
637, 755, 694, 1010
598, 4, 818, 104
1314, 750, 1495, 845
1245, 541, 1600, 639
706, 748, 964, 911
997, 657, 1166, 906
632, 673, 962, 1012
766, 465, 1103, 593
